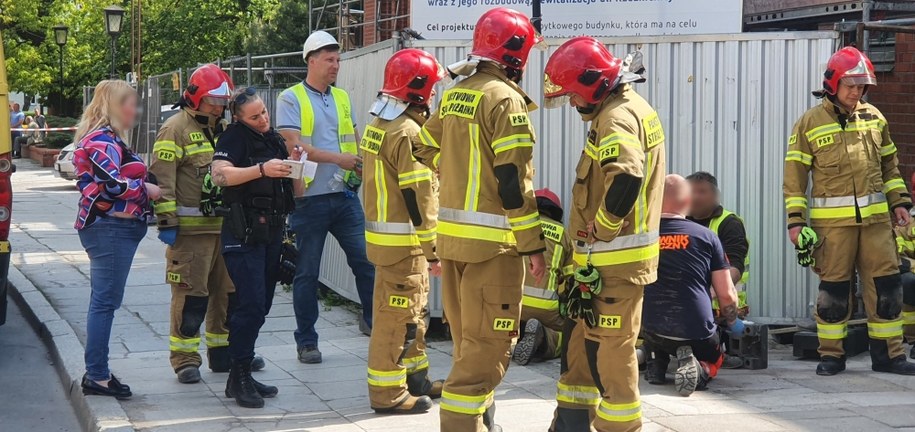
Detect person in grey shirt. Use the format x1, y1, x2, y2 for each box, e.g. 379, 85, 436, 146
276, 31, 374, 364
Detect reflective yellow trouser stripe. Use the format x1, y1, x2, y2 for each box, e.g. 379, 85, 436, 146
556, 382, 601, 406
596, 400, 642, 423
402, 354, 430, 374
367, 368, 407, 387
169, 336, 200, 353
440, 390, 493, 415
817, 322, 848, 340
903, 311, 915, 326
205, 332, 229, 348
868, 320, 904, 339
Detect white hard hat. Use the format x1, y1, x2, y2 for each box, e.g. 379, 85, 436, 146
303, 31, 339, 61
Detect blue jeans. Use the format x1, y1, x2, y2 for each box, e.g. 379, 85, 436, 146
222, 226, 284, 362
289, 193, 374, 348
78, 217, 147, 381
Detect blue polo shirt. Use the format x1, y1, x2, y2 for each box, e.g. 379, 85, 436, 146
276, 82, 356, 197
642, 217, 729, 341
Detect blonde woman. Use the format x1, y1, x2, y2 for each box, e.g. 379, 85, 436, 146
73, 80, 160, 399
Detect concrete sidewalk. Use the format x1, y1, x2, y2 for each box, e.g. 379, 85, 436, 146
9, 159, 915, 432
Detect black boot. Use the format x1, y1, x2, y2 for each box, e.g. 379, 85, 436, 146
225, 374, 278, 398
406, 369, 442, 399
227, 360, 264, 408
816, 356, 846, 376
208, 347, 231, 373
871, 338, 915, 375
552, 407, 592, 432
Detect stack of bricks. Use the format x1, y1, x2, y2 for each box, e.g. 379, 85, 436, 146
362, 0, 411, 46
869, 32, 915, 184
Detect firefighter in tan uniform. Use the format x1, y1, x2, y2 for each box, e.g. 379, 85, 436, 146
151, 65, 248, 383
544, 37, 666, 432
413, 8, 547, 432
893, 205, 915, 358
783, 47, 915, 376
514, 188, 574, 365
362, 49, 446, 415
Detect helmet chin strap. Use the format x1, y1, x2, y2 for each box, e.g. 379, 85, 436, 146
576, 104, 596, 115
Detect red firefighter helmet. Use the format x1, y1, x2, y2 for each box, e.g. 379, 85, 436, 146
544, 37, 622, 107
470, 8, 543, 72
380, 49, 446, 105
822, 47, 876, 95
535, 188, 562, 209
184, 64, 235, 109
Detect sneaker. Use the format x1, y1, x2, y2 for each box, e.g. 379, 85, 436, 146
298, 345, 323, 364
513, 319, 544, 365
721, 354, 744, 369
674, 346, 700, 397
176, 365, 201, 384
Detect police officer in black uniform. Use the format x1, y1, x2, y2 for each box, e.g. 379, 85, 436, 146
210, 87, 297, 409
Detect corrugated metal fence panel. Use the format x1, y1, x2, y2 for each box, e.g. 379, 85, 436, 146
319, 32, 835, 322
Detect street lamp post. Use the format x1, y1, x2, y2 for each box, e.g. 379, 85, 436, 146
52, 25, 68, 114
103, 5, 125, 79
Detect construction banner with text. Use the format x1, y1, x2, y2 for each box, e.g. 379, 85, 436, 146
411, 0, 743, 39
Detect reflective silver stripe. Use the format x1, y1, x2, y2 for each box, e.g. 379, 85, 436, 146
439, 207, 510, 229
341, 133, 356, 143
575, 232, 659, 253
176, 206, 204, 217
812, 192, 886, 208
365, 221, 415, 234
524, 286, 558, 300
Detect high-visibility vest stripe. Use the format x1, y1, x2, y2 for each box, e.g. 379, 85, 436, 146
374, 159, 388, 221
464, 124, 482, 212
709, 209, 750, 286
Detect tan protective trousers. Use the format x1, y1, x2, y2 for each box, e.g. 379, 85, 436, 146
439, 254, 523, 432
555, 274, 644, 432
521, 305, 563, 360
367, 255, 433, 409
812, 223, 905, 359
552, 319, 598, 431
167, 233, 235, 372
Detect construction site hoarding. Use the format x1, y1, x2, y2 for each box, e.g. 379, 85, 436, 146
319, 31, 837, 324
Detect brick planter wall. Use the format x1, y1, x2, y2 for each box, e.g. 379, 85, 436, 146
28, 147, 61, 168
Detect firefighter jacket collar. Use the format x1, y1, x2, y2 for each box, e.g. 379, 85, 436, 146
578, 84, 631, 122
403, 105, 430, 126
821, 96, 867, 118
475, 61, 538, 112
183, 107, 220, 130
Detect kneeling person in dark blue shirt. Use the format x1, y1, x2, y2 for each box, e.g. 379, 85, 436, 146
642, 174, 745, 397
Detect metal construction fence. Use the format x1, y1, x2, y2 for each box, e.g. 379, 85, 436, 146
104, 31, 838, 323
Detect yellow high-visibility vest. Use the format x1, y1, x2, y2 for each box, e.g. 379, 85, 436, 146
289, 83, 357, 187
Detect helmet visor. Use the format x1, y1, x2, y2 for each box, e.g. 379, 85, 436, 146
841, 75, 877, 87
543, 72, 569, 109
202, 96, 231, 106
543, 94, 570, 110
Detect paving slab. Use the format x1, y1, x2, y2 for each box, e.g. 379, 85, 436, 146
10, 159, 915, 432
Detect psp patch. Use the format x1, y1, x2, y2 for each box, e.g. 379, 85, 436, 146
493, 318, 516, 331
598, 314, 622, 329
388, 295, 409, 309
509, 112, 530, 127
157, 150, 176, 162
815, 135, 835, 148
189, 132, 206, 142
167, 272, 182, 284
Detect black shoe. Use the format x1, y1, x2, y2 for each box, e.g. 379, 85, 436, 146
82, 374, 132, 400
225, 374, 278, 398
645, 359, 667, 385
251, 355, 266, 372
298, 345, 323, 364
227, 360, 264, 408
176, 365, 201, 384
873, 355, 915, 375
514, 319, 544, 366
674, 346, 700, 396
816, 356, 846, 376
